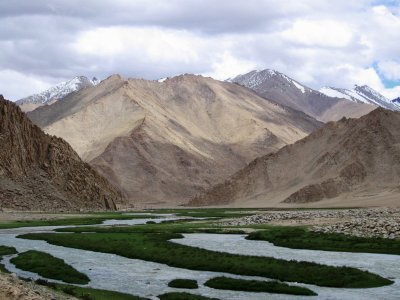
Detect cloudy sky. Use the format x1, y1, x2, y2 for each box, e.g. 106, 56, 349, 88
1, 0, 400, 100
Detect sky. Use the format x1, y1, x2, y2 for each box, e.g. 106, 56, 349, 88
1, 0, 400, 101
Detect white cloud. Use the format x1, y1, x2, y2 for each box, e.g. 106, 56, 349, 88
0, 70, 54, 100
204, 52, 257, 80
380, 86, 400, 99
378, 60, 400, 80
1, 1, 400, 99
281, 20, 353, 48
73, 27, 202, 63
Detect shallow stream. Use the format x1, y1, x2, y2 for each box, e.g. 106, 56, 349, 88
0, 214, 399, 300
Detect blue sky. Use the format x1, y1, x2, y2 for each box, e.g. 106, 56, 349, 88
0, 0, 399, 100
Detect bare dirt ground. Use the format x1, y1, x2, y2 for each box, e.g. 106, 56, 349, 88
0, 273, 76, 300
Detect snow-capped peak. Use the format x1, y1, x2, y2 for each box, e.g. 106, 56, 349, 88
91, 77, 100, 85
16, 76, 99, 106
391, 97, 400, 108
319, 85, 399, 111
228, 69, 309, 94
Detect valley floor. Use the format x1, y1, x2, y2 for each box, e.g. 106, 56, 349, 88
0, 208, 399, 300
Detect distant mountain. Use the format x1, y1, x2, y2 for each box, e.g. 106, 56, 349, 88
0, 95, 123, 211
228, 70, 375, 122
16, 76, 99, 112
190, 108, 400, 208
319, 85, 399, 111
393, 97, 400, 107
27, 74, 321, 206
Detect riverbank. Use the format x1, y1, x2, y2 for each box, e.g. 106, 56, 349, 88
0, 272, 76, 300
221, 208, 400, 239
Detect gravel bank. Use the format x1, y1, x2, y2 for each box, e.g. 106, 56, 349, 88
221, 208, 400, 239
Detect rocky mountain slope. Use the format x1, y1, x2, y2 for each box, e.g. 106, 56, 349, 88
16, 76, 99, 112
228, 69, 376, 122
320, 85, 399, 111
190, 108, 400, 207
27, 74, 321, 206
0, 95, 123, 211
393, 97, 400, 107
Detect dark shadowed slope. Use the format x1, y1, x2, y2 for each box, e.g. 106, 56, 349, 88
0, 95, 123, 211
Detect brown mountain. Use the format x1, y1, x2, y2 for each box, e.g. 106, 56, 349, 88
0, 95, 123, 211
27, 74, 321, 206
229, 69, 376, 122
190, 108, 400, 208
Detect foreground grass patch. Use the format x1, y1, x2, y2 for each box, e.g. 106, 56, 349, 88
158, 292, 218, 300
246, 227, 400, 255
0, 245, 17, 257
0, 245, 17, 273
168, 279, 198, 289
205, 277, 316, 296
35, 279, 148, 300
11, 250, 89, 284
18, 232, 392, 288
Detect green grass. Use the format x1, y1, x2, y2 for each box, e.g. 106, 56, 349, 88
246, 227, 400, 255
204, 277, 317, 296
158, 292, 218, 300
0, 245, 17, 256
138, 208, 257, 219
0, 214, 160, 229
0, 264, 9, 273
11, 250, 90, 284
168, 279, 198, 289
0, 245, 17, 273
35, 279, 149, 300
55, 219, 245, 235
18, 232, 393, 288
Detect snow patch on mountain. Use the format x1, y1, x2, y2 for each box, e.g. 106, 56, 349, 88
16, 76, 99, 106
292, 80, 306, 93
228, 69, 309, 94
319, 87, 352, 100
319, 85, 399, 111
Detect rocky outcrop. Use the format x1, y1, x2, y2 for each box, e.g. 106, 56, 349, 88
0, 95, 124, 211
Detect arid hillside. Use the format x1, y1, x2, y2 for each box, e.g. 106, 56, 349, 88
190, 108, 400, 207
0, 95, 123, 211
27, 74, 321, 206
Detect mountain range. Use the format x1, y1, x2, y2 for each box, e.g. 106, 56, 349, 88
10, 69, 400, 208
25, 74, 320, 206
190, 108, 400, 208
16, 76, 99, 112
228, 69, 376, 122
319, 85, 399, 111
0, 95, 123, 211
